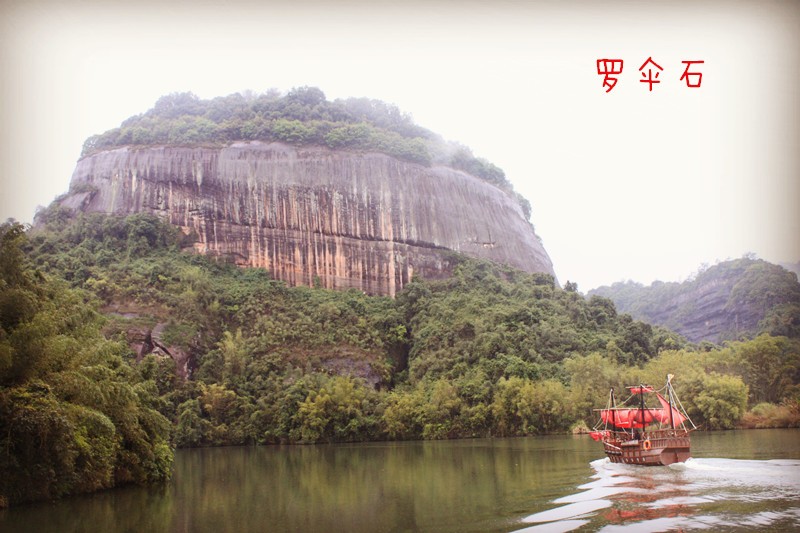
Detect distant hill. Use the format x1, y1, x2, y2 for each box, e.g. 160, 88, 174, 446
589, 257, 800, 343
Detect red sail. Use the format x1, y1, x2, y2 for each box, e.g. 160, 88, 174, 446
600, 408, 657, 428
628, 385, 654, 394
589, 431, 606, 441
654, 392, 686, 426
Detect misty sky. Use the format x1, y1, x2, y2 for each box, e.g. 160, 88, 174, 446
1, 0, 798, 291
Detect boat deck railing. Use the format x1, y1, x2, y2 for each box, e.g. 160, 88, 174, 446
607, 428, 691, 441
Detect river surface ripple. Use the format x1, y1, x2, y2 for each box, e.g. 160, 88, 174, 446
516, 456, 800, 532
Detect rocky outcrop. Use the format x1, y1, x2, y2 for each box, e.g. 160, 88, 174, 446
590, 258, 800, 343
106, 313, 193, 379
61, 142, 555, 296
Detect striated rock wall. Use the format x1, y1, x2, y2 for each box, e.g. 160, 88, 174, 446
645, 278, 746, 343
64, 142, 555, 296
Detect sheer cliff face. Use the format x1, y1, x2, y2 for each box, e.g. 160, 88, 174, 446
64, 142, 555, 296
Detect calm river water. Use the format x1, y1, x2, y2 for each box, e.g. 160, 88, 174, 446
2, 429, 799, 532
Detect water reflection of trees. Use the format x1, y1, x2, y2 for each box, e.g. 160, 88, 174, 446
168, 438, 597, 532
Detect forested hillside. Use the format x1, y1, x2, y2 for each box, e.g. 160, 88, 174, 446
2, 214, 799, 505
590, 258, 800, 343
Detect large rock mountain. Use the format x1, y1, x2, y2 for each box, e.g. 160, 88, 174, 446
57, 141, 554, 296
589, 258, 800, 343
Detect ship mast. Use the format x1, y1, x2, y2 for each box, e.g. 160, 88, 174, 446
639, 383, 646, 432
667, 374, 675, 429
610, 388, 617, 429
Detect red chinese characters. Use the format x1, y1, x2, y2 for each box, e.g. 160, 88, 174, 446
597, 59, 624, 93
680, 60, 705, 88
638, 57, 663, 91
596, 57, 704, 92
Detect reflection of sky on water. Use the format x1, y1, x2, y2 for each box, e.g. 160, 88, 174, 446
516, 458, 800, 532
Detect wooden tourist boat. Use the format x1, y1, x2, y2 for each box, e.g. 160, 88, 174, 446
590, 374, 696, 466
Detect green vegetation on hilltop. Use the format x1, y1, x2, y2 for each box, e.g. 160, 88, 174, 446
3, 213, 800, 505
80, 88, 528, 216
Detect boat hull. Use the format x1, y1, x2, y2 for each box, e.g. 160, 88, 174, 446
602, 429, 691, 466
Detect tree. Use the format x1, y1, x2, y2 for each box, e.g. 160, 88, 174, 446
0, 222, 32, 289
694, 373, 748, 429
0, 224, 173, 505
422, 379, 463, 439
383, 386, 426, 439
564, 352, 623, 424
175, 399, 212, 447
151, 92, 202, 118
219, 329, 247, 385
293, 376, 374, 443
285, 86, 327, 107
730, 334, 799, 404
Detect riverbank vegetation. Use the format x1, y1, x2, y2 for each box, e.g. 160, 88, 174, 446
0, 222, 172, 507
3, 213, 799, 505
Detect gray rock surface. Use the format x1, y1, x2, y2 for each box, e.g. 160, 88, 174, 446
590, 258, 800, 343
64, 142, 555, 296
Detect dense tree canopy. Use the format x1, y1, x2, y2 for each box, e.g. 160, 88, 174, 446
0, 222, 172, 507
4, 213, 799, 505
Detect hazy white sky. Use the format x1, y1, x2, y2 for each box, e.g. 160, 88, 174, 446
1, 0, 798, 290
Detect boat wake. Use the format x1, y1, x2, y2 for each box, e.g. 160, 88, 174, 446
514, 457, 800, 532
